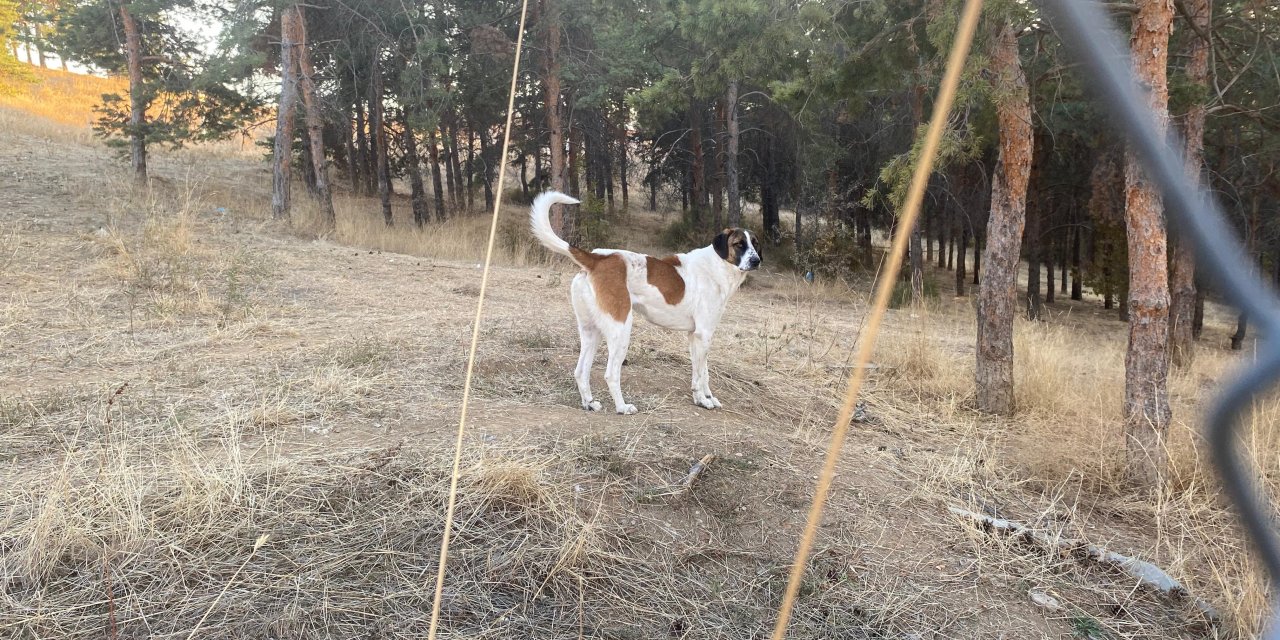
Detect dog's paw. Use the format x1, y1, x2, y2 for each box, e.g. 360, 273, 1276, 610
583, 400, 603, 412
616, 404, 638, 415
693, 394, 721, 410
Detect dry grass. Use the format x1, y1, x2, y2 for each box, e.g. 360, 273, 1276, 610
0, 389, 955, 640
0, 67, 125, 130
3, 102, 1275, 638
886, 297, 1276, 636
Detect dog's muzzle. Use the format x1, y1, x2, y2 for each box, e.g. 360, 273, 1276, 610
742, 255, 761, 271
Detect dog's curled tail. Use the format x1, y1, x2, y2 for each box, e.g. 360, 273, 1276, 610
530, 190, 583, 261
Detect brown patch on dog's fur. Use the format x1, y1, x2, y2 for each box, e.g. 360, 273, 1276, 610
646, 256, 685, 305
717, 228, 751, 265
570, 246, 631, 322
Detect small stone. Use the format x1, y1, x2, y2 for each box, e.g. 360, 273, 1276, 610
1029, 590, 1062, 611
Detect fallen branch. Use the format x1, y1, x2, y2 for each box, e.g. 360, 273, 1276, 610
645, 455, 716, 499
948, 506, 1218, 623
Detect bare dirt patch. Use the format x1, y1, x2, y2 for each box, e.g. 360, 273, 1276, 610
0, 112, 1247, 638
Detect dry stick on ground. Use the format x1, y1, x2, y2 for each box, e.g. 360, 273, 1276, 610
100, 382, 128, 640
184, 534, 270, 640
648, 454, 716, 498
948, 506, 1218, 622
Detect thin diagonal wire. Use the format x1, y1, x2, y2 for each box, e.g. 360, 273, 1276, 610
425, 1, 530, 637
769, 0, 983, 637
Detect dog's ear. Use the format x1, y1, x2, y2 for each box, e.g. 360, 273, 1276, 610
713, 229, 730, 260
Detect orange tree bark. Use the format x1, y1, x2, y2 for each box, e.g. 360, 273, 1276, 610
426, 126, 446, 221
975, 22, 1032, 416
294, 5, 334, 224
540, 0, 567, 234
1123, 0, 1175, 488
371, 53, 392, 226
119, 1, 146, 185
271, 6, 301, 219
1169, 0, 1210, 367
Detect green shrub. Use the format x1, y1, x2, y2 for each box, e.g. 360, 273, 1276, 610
889, 273, 940, 309
505, 188, 534, 206
573, 195, 613, 249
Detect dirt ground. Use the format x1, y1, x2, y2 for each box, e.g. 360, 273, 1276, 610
0, 111, 1243, 638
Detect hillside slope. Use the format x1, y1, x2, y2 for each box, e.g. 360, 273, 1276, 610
0, 110, 1240, 638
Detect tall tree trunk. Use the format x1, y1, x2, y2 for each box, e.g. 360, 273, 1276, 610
519, 153, 530, 199
956, 215, 968, 297
711, 99, 724, 225
910, 226, 926, 305
976, 22, 1032, 415
1044, 240, 1055, 304
1025, 218, 1042, 319
681, 167, 689, 211
618, 109, 629, 210
119, 2, 147, 186
465, 125, 475, 212
858, 204, 873, 264
1071, 225, 1083, 300
404, 116, 428, 227
541, 0, 567, 234
689, 101, 705, 220
1230, 313, 1247, 351
354, 93, 369, 195
1192, 286, 1205, 339
926, 209, 936, 266
909, 84, 927, 305
449, 121, 465, 211
295, 5, 334, 223
370, 55, 392, 225
1024, 137, 1044, 320
1169, 0, 1210, 367
344, 104, 358, 194
427, 126, 446, 221
479, 128, 495, 211
648, 152, 657, 211
794, 199, 804, 256
364, 96, 378, 196
300, 130, 317, 194
568, 124, 580, 198
271, 5, 301, 217
441, 120, 458, 210
604, 126, 615, 210
763, 132, 780, 242
1122, 0, 1174, 488
1059, 225, 1069, 295
33, 22, 46, 68
946, 224, 955, 270
972, 233, 982, 285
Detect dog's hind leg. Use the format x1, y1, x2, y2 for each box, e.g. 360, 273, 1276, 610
570, 274, 604, 411
602, 314, 637, 415
574, 322, 603, 411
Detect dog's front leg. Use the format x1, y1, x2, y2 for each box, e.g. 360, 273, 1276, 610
688, 331, 721, 409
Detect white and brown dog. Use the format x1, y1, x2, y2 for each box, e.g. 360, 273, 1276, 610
530, 191, 761, 414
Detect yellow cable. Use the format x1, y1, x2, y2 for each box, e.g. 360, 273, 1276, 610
426, 0, 531, 636
769, 1, 984, 636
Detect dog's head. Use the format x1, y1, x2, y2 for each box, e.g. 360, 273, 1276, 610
713, 228, 762, 272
